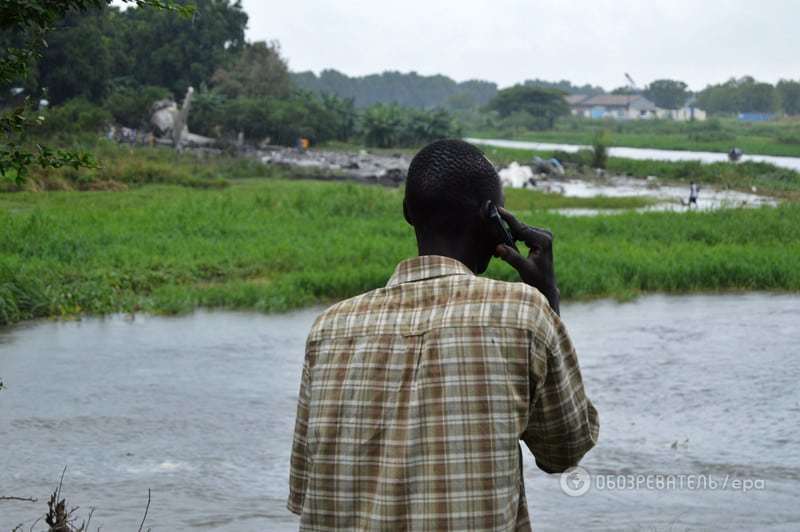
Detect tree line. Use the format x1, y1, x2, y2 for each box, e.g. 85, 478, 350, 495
696, 77, 800, 116
292, 70, 498, 110
3, 0, 800, 169
0, 0, 459, 149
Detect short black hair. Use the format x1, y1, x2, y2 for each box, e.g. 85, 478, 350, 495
405, 139, 500, 233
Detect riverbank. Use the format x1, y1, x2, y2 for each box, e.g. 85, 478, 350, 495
475, 143, 800, 200
2, 170, 799, 326
468, 117, 800, 158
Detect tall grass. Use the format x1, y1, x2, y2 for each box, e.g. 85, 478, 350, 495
1, 140, 282, 191
1, 178, 799, 325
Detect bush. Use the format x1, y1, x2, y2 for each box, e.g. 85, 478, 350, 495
687, 130, 736, 142
186, 91, 358, 146
777, 133, 800, 145
361, 104, 459, 148
591, 130, 610, 169
37, 98, 112, 137
104, 85, 172, 128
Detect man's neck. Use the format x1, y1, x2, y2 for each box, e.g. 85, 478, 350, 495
416, 235, 480, 273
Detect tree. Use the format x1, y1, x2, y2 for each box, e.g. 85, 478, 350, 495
291, 69, 498, 109
0, 0, 191, 183
362, 104, 404, 148
319, 93, 357, 141
35, 8, 115, 104
738, 78, 778, 113
359, 104, 458, 148
644, 79, 689, 110
610, 86, 637, 95
777, 79, 800, 116
696, 79, 741, 114
487, 85, 568, 129
524, 78, 604, 96
113, 0, 247, 96
211, 41, 291, 99
697, 76, 778, 115
104, 84, 172, 127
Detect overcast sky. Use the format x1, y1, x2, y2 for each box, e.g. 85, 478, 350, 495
241, 0, 798, 91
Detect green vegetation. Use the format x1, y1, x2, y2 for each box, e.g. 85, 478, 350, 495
696, 76, 792, 115
2, 150, 799, 326
486, 85, 569, 130
0, 141, 285, 191
470, 117, 800, 157
360, 104, 459, 148
643, 79, 689, 110
2, 0, 459, 183
292, 70, 498, 110
591, 131, 609, 169
0, 0, 192, 181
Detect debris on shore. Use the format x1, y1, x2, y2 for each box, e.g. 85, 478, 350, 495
260, 147, 410, 187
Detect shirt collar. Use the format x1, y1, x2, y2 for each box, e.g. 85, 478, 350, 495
386, 255, 474, 287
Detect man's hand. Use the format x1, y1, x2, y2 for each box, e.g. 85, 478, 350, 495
494, 207, 560, 315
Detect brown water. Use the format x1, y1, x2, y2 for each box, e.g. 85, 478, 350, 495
1, 294, 799, 531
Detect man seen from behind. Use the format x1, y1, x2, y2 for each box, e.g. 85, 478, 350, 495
288, 139, 599, 531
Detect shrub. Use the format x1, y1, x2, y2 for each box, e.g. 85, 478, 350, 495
104, 85, 172, 128
361, 104, 459, 148
37, 98, 112, 137
591, 130, 610, 169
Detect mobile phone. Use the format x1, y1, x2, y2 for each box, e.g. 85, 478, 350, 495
486, 201, 515, 247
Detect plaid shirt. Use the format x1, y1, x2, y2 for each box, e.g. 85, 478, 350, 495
289, 255, 598, 531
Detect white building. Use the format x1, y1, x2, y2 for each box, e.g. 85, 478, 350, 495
567, 94, 706, 121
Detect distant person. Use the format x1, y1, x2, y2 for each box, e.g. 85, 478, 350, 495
288, 139, 598, 530
689, 181, 700, 208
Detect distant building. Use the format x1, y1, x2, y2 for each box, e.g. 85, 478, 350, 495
566, 94, 706, 121
565, 94, 590, 108
567, 94, 658, 120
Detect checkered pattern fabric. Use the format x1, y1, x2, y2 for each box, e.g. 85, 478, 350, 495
289, 255, 598, 531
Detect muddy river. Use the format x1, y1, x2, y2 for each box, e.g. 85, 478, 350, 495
1, 294, 799, 530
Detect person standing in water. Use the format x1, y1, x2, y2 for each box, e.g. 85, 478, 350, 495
688, 181, 700, 209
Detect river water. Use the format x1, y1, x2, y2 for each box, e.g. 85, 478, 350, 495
465, 137, 800, 172
1, 294, 799, 531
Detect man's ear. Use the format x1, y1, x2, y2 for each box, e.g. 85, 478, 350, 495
479, 199, 492, 222
403, 198, 413, 226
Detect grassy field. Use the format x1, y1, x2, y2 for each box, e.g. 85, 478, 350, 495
2, 162, 799, 325
470, 117, 800, 157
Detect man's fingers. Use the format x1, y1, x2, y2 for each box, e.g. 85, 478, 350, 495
525, 227, 554, 251
497, 207, 526, 238
496, 244, 532, 273
497, 207, 553, 250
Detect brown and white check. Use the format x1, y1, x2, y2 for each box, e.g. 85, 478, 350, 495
289, 255, 599, 531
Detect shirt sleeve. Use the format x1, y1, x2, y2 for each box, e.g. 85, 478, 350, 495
521, 309, 599, 473
287, 358, 312, 515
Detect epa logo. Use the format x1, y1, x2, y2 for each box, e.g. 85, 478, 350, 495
560, 466, 591, 497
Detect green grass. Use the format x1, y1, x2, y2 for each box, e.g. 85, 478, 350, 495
2, 176, 799, 326
1, 140, 284, 192
469, 117, 800, 157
